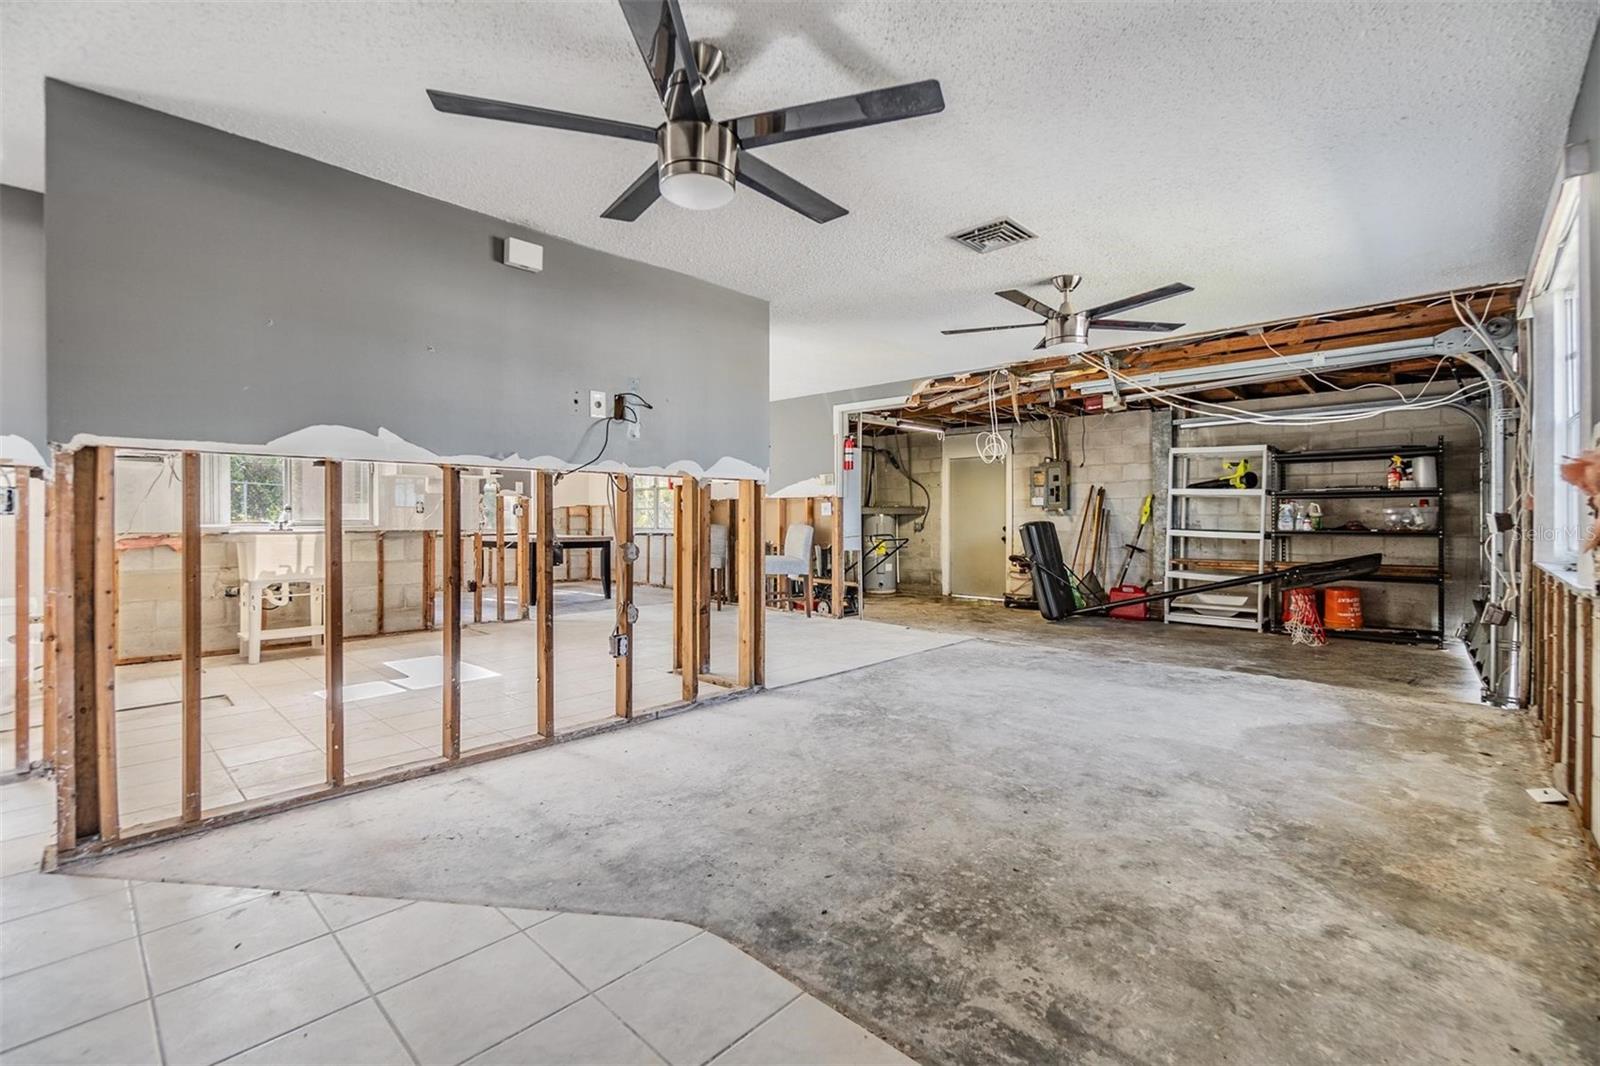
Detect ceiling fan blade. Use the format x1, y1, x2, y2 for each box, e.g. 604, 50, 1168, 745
940, 323, 1043, 335
617, 0, 709, 122
729, 80, 945, 150
1090, 318, 1184, 332
1083, 282, 1194, 320
995, 289, 1055, 319
736, 155, 847, 223
427, 89, 657, 142
600, 163, 662, 221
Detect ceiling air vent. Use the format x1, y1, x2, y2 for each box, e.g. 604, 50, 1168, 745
948, 217, 1037, 254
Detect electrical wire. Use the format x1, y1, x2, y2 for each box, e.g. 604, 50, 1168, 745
976, 371, 1010, 464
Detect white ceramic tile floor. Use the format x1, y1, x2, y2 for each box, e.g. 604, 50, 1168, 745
0, 864, 912, 1063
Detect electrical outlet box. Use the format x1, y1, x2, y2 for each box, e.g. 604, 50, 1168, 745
589, 391, 607, 419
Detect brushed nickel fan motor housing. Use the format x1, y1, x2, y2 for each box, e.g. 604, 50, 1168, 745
1044, 311, 1091, 349
658, 121, 738, 191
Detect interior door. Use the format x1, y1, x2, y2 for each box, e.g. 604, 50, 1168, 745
948, 457, 1007, 599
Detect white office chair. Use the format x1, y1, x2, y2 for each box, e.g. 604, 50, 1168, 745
764, 523, 815, 617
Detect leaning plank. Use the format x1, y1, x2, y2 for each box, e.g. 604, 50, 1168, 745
180, 452, 202, 822
323, 461, 345, 787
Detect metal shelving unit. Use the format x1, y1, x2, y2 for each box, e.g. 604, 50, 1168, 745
1266, 438, 1446, 647
1165, 444, 1272, 631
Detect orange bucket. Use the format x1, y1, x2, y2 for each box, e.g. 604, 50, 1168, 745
1323, 587, 1363, 629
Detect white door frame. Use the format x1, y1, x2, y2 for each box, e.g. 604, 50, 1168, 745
940, 430, 1013, 598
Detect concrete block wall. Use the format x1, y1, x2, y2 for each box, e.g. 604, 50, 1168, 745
863, 433, 941, 590
1009, 412, 1156, 589
862, 398, 1480, 634
117, 530, 435, 661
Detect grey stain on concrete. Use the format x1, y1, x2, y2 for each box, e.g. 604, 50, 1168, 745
80, 615, 1600, 1065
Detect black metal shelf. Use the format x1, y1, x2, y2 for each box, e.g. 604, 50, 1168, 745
1273, 442, 1445, 464
1267, 487, 1442, 500
1269, 527, 1441, 537
1267, 436, 1447, 648
1323, 626, 1446, 646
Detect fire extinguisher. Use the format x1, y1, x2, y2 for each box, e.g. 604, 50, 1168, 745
842, 434, 857, 472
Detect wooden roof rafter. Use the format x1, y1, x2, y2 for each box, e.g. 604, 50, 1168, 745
873, 282, 1520, 427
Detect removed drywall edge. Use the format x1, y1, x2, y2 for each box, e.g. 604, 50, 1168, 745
62, 425, 769, 482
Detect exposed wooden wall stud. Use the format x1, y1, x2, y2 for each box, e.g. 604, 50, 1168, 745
442, 466, 462, 759
180, 452, 203, 822
536, 472, 555, 737
614, 475, 634, 719
323, 460, 345, 786
12, 466, 31, 770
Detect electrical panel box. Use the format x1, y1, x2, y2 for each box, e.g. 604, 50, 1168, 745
1030, 461, 1069, 512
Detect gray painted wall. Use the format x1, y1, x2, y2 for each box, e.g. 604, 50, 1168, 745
769, 377, 920, 491
45, 82, 768, 471
1, 185, 46, 460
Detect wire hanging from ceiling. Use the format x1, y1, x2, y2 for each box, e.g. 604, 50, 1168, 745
976, 370, 1010, 464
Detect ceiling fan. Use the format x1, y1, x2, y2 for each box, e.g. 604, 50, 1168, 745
427, 0, 945, 223
942, 276, 1194, 351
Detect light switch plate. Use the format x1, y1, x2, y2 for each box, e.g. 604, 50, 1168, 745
589, 390, 607, 419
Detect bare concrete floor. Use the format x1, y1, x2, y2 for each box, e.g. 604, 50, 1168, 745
77, 598, 1600, 1065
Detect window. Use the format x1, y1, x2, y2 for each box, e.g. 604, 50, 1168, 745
632, 476, 674, 531
1552, 270, 1585, 565
201, 454, 375, 528
230, 456, 288, 524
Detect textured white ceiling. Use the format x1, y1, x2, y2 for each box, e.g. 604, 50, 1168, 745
4, 1, 1595, 398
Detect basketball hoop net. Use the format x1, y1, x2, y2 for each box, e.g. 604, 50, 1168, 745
1285, 587, 1327, 647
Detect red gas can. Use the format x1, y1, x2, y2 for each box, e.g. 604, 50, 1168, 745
1108, 584, 1149, 620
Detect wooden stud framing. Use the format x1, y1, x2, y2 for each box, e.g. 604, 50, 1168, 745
830, 496, 845, 620
91, 447, 117, 840
535, 472, 555, 737
671, 482, 685, 671
679, 481, 701, 703
41, 467, 58, 769
12, 466, 31, 770
180, 452, 203, 822
614, 475, 634, 719
473, 531, 484, 623
442, 467, 462, 760
517, 496, 531, 620
323, 460, 345, 787
422, 532, 436, 631
737, 481, 764, 688
495, 490, 507, 623
698, 482, 711, 673
54, 455, 79, 850
375, 532, 386, 635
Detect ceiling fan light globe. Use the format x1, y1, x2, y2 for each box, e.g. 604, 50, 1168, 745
659, 168, 736, 210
